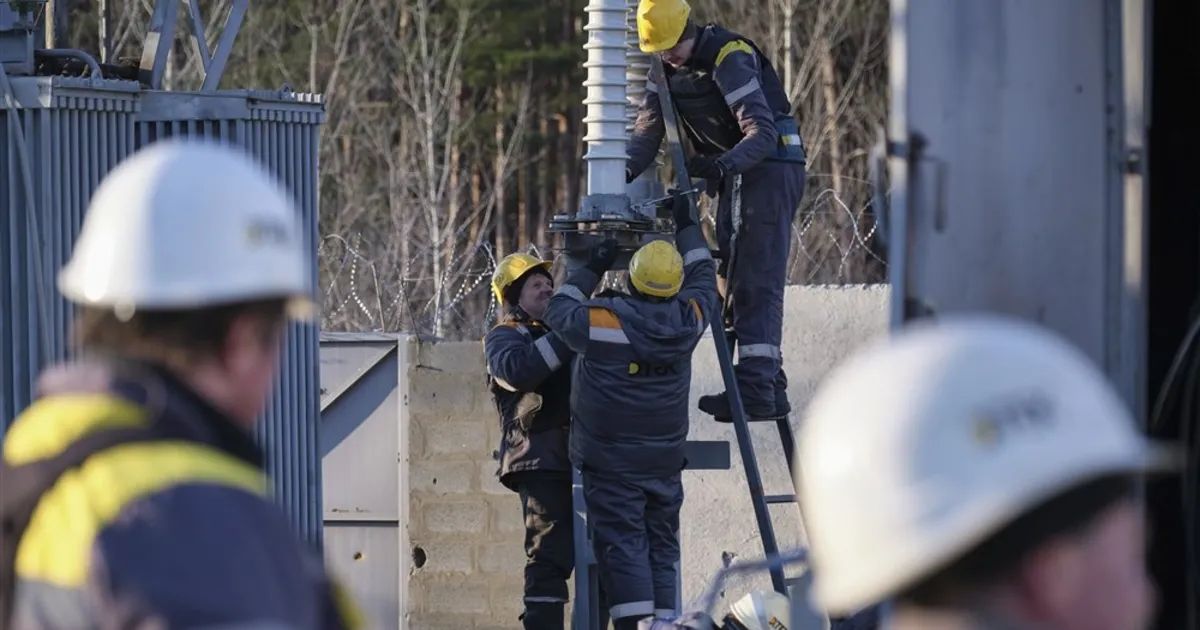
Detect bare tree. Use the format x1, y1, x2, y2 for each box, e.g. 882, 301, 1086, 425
315, 0, 531, 336
694, 0, 888, 284
58, 0, 888, 338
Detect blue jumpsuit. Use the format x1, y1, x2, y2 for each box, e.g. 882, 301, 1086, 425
544, 225, 717, 623
627, 23, 807, 416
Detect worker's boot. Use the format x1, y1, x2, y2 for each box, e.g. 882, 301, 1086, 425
774, 369, 791, 417
698, 391, 781, 422
774, 388, 791, 417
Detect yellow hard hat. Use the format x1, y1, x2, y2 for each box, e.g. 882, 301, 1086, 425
492, 253, 553, 304
637, 0, 692, 53
629, 240, 683, 298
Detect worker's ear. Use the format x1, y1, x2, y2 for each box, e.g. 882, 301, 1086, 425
1015, 537, 1086, 618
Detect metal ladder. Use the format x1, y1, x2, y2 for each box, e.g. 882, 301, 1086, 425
649, 55, 804, 596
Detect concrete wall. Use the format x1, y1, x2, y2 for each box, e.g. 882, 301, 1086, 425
404, 340, 526, 630
370, 285, 888, 628
681, 285, 889, 608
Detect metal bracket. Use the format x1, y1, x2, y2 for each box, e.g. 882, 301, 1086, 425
139, 0, 178, 88
139, 0, 247, 90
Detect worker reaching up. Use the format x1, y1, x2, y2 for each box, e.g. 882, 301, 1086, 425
627, 0, 806, 421
544, 198, 717, 629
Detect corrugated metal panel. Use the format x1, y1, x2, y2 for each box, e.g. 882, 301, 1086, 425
131, 90, 327, 543
1, 76, 138, 426
1, 77, 326, 544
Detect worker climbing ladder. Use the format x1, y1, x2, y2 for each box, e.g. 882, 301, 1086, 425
569, 56, 811, 628
649, 55, 804, 596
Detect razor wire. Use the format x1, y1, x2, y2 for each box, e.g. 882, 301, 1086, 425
320, 186, 887, 339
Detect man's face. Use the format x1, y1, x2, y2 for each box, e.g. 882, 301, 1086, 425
1035, 499, 1155, 630
518, 273, 554, 321
661, 36, 696, 68
221, 313, 286, 426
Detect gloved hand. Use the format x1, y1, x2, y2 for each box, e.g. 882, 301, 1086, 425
686, 155, 727, 181
662, 188, 696, 230
586, 238, 620, 275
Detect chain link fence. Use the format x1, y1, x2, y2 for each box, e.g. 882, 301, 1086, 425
320, 182, 886, 340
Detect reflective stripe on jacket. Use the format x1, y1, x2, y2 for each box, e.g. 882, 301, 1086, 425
1, 359, 361, 630
544, 226, 718, 479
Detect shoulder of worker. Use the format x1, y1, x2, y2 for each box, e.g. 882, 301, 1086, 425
487, 313, 540, 339
584, 295, 624, 314
6, 359, 353, 627
697, 24, 762, 72
11, 435, 340, 627
575, 299, 639, 338
485, 313, 558, 349
599, 295, 699, 336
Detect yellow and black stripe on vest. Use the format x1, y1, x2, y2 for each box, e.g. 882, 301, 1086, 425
0, 392, 266, 627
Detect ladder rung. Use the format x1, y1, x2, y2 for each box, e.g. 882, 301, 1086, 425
764, 494, 797, 504
717, 415, 788, 423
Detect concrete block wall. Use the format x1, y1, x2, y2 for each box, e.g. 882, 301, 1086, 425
681, 285, 889, 608
397, 285, 889, 628
405, 339, 530, 629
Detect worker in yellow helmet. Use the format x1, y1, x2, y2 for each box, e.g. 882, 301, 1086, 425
631, 0, 807, 422
484, 252, 588, 629
544, 197, 717, 629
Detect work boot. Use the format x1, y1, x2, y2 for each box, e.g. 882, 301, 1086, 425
698, 392, 781, 422
774, 388, 792, 417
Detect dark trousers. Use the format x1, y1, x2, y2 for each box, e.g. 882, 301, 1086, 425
515, 475, 574, 629
716, 160, 807, 410
582, 472, 683, 623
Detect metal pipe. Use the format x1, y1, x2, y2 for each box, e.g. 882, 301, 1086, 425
100, 0, 112, 63
696, 550, 809, 620
887, 0, 910, 329
45, 0, 69, 49
624, 0, 650, 147
582, 0, 629, 196
36, 49, 103, 78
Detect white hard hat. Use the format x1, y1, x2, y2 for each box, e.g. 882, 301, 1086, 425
727, 591, 790, 630
796, 315, 1174, 616
59, 140, 312, 318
